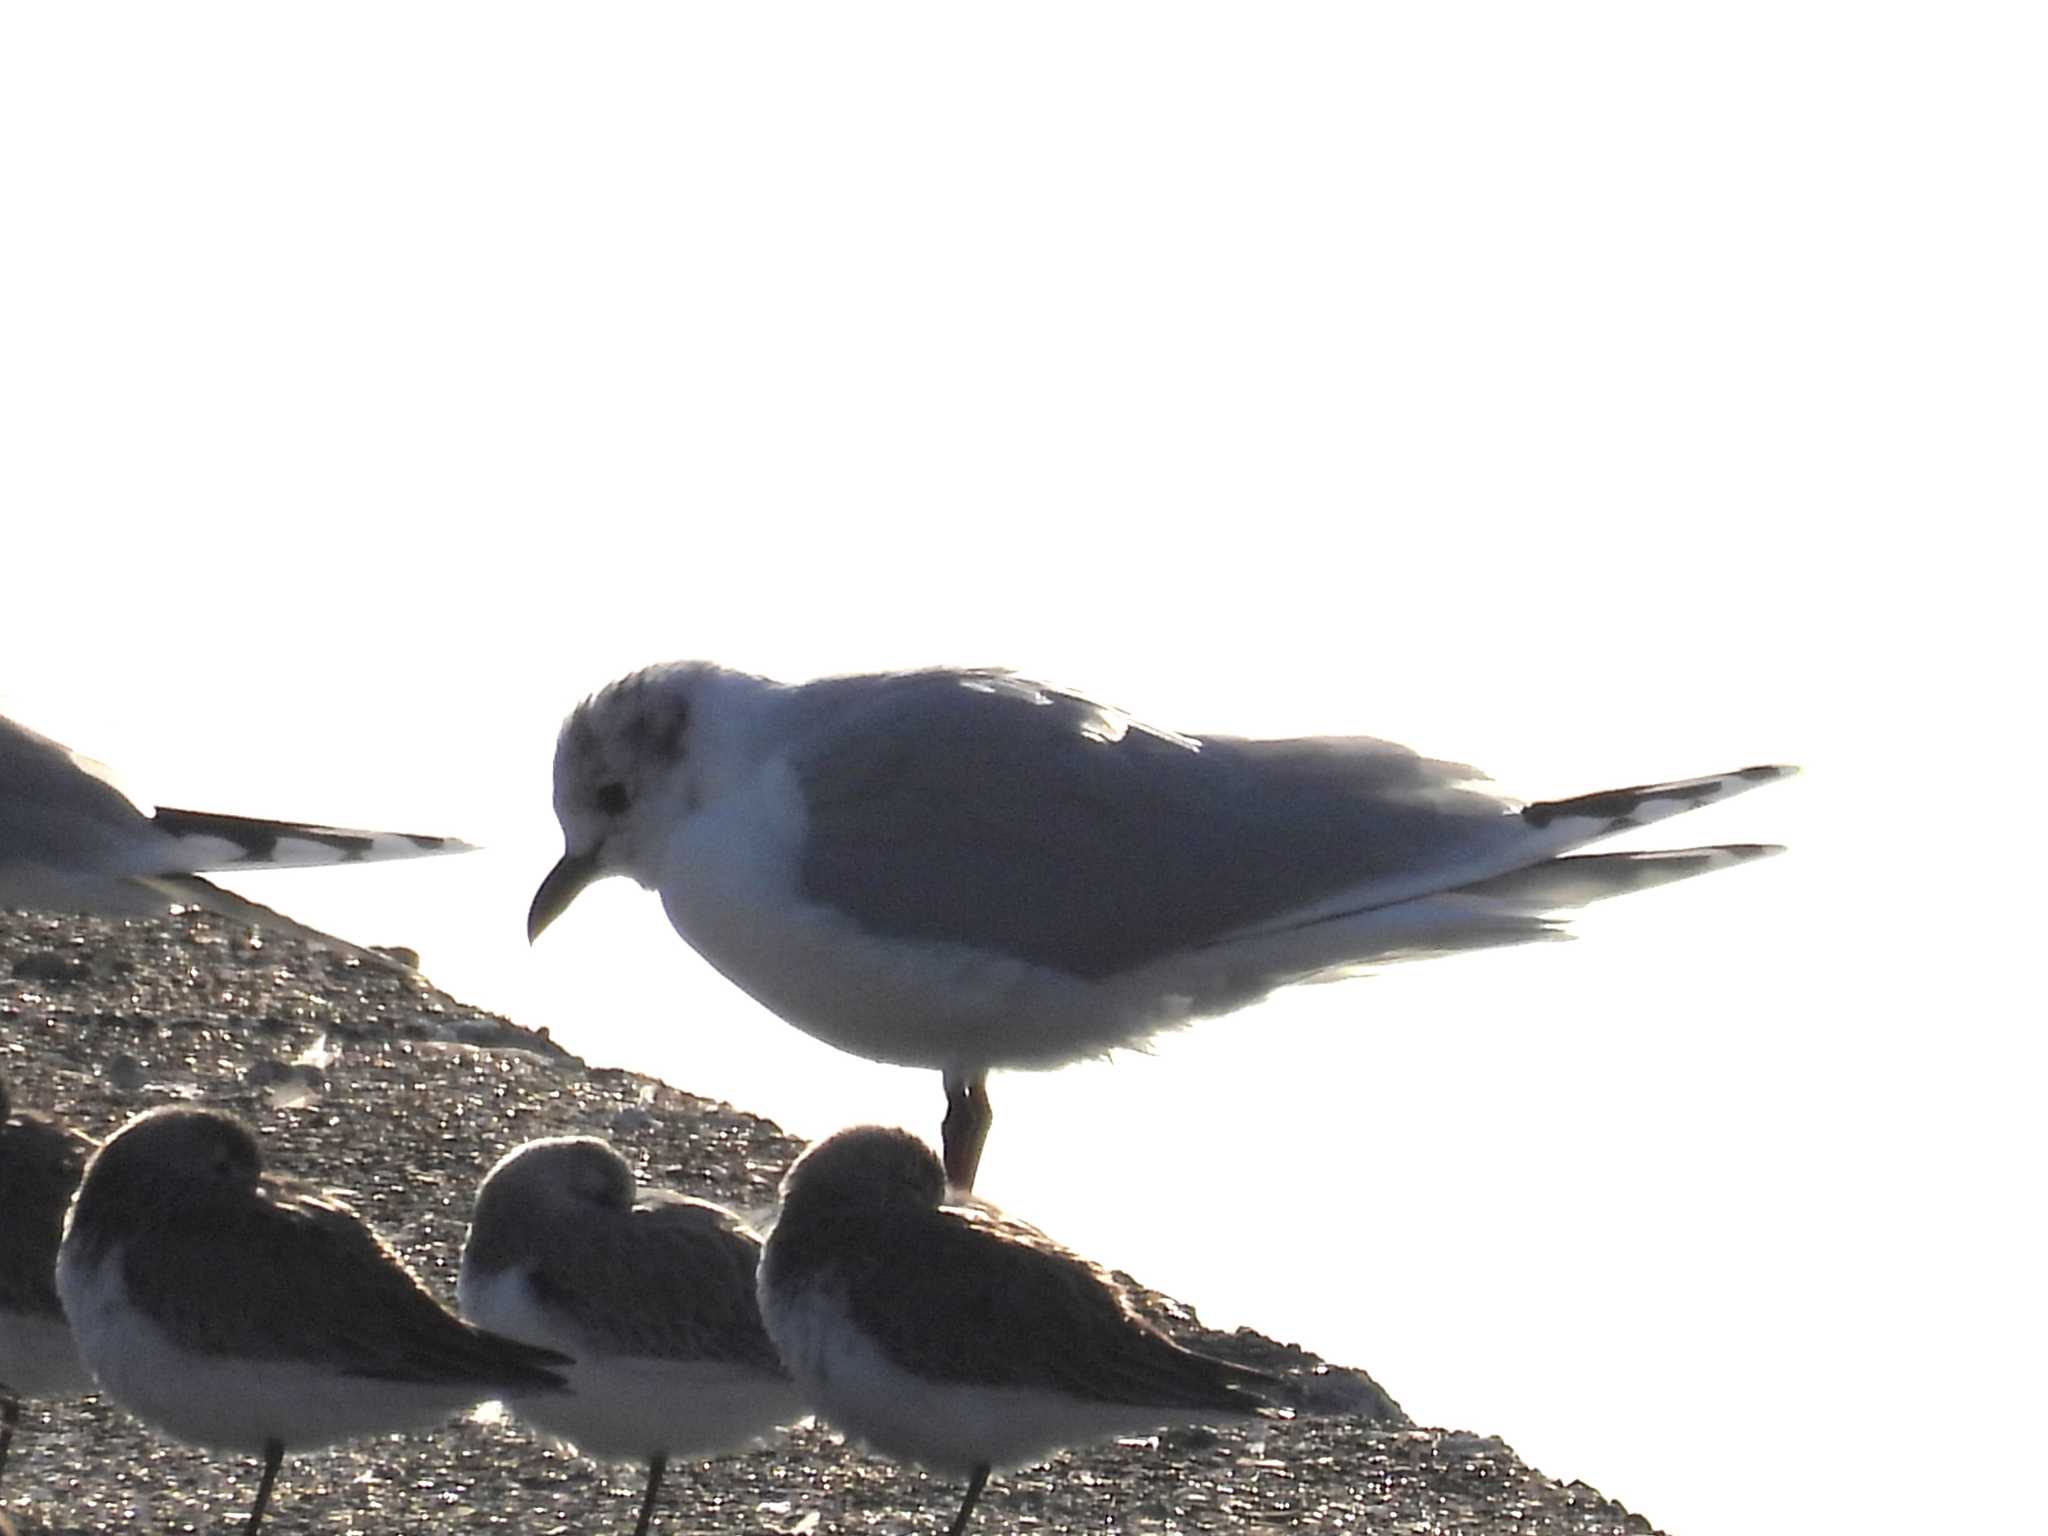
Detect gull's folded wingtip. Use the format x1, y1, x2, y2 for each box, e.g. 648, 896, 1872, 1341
1520, 761, 1800, 838
327, 827, 480, 861
148, 807, 481, 870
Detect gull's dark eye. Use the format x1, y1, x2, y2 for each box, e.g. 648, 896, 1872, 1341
595, 782, 630, 817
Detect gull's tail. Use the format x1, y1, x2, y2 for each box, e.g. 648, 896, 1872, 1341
1458, 842, 1784, 907
1217, 764, 1799, 950
1185, 764, 1799, 998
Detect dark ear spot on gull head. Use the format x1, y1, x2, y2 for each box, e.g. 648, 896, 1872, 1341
623, 697, 689, 760
530, 669, 701, 942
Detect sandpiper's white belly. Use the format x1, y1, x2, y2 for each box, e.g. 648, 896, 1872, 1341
759, 1282, 1230, 1477
459, 1262, 801, 1462
57, 1248, 491, 1453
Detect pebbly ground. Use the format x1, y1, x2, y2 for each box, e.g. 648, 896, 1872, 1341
0, 911, 1663, 1535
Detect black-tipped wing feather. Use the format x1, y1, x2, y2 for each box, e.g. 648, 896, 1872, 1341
147, 806, 471, 870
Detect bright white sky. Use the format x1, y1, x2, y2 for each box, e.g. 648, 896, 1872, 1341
2, 8, 2039, 1535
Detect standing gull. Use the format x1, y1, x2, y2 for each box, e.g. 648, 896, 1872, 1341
55, 1105, 570, 1532
530, 661, 1797, 1187
758, 1124, 1283, 1535
0, 1074, 95, 1485
1, 711, 472, 961
459, 1136, 804, 1536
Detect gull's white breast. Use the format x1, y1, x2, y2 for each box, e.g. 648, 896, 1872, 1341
653, 754, 1189, 1074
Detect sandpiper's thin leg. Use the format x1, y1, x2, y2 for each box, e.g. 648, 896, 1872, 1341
947, 1464, 992, 1536
633, 1452, 669, 1536
0, 1391, 20, 1484
246, 1438, 284, 1534
941, 1070, 992, 1192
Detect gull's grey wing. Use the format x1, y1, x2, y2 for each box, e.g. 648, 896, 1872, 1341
788, 673, 1793, 980
786, 671, 1519, 979
0, 715, 161, 875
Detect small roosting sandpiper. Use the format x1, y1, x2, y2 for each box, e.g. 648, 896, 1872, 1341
55, 1105, 571, 1532
460, 1136, 804, 1536
758, 1124, 1284, 1535
0, 1074, 95, 1486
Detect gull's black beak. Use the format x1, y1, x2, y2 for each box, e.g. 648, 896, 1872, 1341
528, 850, 602, 942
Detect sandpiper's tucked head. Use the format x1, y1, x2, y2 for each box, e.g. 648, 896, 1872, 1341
476, 1136, 637, 1218
779, 1125, 948, 1212
87, 1105, 261, 1192
64, 1106, 262, 1267
529, 664, 717, 941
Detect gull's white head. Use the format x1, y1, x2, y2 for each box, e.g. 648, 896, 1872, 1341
528, 662, 719, 941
